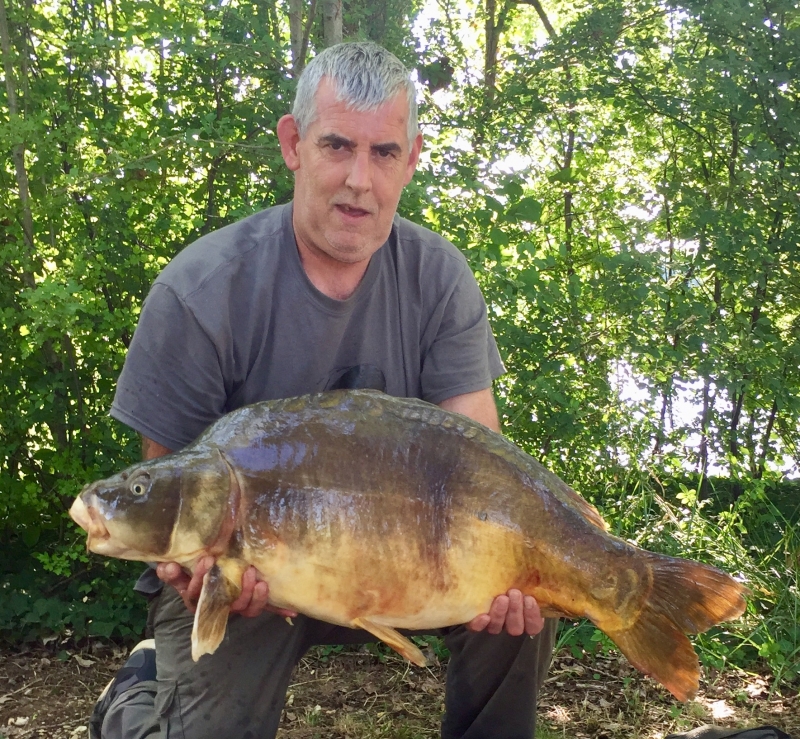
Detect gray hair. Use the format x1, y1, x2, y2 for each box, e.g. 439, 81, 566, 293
292, 42, 419, 145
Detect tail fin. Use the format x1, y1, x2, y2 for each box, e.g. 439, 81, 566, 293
606, 554, 747, 701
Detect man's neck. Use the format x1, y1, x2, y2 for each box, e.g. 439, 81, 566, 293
295, 239, 371, 301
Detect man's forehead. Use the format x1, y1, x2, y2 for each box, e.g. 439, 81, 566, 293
317, 75, 407, 109
312, 79, 410, 130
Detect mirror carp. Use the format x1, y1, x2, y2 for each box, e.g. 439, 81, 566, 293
70, 390, 746, 701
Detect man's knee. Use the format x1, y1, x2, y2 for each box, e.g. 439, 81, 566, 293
92, 681, 160, 739
88, 640, 159, 739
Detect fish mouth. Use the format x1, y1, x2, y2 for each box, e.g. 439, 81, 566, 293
69, 495, 110, 550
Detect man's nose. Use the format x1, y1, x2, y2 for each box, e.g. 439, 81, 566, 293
345, 150, 372, 193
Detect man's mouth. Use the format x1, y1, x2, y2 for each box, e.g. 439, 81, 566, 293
335, 204, 371, 218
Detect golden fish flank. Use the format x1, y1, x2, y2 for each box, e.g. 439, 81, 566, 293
70, 389, 747, 701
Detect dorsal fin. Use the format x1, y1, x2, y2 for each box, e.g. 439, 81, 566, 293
554, 482, 608, 531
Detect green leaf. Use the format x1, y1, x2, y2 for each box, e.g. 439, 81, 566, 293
21, 525, 41, 548
507, 197, 543, 224
548, 168, 573, 183
490, 226, 507, 246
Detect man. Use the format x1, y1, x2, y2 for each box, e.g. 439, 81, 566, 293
94, 41, 557, 739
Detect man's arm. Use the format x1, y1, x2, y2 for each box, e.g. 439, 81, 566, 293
142, 436, 173, 460
437, 389, 545, 638
438, 387, 501, 432
143, 435, 297, 620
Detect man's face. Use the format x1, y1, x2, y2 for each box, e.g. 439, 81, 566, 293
277, 78, 423, 267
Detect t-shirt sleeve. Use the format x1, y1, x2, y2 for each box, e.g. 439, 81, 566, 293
110, 282, 228, 450
419, 261, 505, 405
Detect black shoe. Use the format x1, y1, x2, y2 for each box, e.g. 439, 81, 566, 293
89, 640, 157, 739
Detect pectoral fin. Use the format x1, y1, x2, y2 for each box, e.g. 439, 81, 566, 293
191, 563, 242, 661
351, 617, 427, 667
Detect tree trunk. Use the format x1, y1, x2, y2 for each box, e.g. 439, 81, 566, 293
289, 0, 303, 75
484, 0, 498, 102
655, 181, 678, 455
483, 0, 513, 109
756, 397, 779, 479
698, 377, 713, 499
730, 388, 745, 459
289, 0, 318, 77
698, 272, 722, 495
0, 0, 35, 255
0, 0, 71, 452
323, 0, 341, 46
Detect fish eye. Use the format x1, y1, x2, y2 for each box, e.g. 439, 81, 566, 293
129, 473, 151, 496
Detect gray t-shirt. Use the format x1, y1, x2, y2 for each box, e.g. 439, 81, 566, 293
111, 203, 504, 450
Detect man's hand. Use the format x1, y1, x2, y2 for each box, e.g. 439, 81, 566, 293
156, 557, 298, 620
466, 589, 544, 637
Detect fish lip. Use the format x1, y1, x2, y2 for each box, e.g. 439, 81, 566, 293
69, 495, 111, 548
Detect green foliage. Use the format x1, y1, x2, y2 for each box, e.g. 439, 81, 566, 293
0, 535, 147, 643
1, 0, 297, 643
553, 477, 800, 683
411, 634, 451, 662
606, 476, 799, 682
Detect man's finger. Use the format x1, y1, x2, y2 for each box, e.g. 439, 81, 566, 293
157, 561, 201, 612
523, 595, 544, 635
465, 613, 491, 633
487, 594, 509, 634
237, 580, 270, 618
230, 566, 257, 613
156, 561, 187, 588
504, 589, 525, 637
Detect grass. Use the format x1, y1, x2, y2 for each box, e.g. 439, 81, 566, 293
595, 476, 800, 688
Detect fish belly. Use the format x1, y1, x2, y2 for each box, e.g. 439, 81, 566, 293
244, 514, 542, 631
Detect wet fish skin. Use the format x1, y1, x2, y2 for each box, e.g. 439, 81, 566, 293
70, 389, 747, 701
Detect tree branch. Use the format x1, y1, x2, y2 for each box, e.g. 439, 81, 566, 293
516, 0, 555, 38
756, 397, 779, 479
300, 0, 318, 67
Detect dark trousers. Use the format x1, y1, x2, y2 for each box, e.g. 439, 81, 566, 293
105, 586, 557, 739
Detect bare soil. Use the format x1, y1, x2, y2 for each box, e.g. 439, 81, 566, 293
1, 641, 797, 738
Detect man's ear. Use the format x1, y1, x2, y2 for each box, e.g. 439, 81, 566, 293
277, 114, 302, 171
403, 132, 423, 185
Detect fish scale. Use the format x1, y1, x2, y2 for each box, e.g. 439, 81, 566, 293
70, 388, 747, 701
